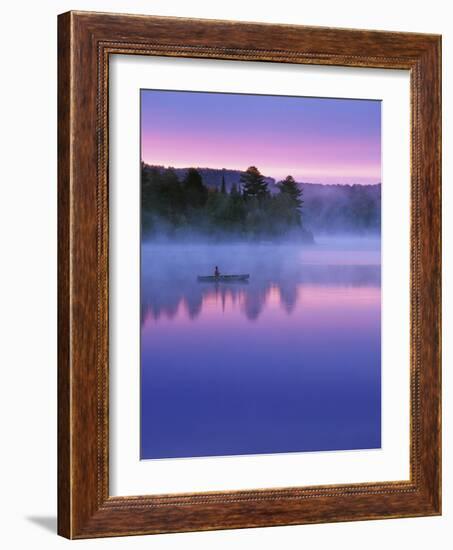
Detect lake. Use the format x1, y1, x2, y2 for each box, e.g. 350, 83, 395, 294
140, 237, 381, 459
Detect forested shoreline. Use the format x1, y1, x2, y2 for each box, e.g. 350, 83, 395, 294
141, 163, 381, 240
141, 164, 313, 241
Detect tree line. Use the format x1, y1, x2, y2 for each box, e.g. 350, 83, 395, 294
302, 183, 381, 233
141, 164, 311, 240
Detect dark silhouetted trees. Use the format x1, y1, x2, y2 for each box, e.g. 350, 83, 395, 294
240, 166, 269, 200
183, 168, 208, 208
141, 164, 312, 240
276, 175, 304, 226
220, 174, 227, 195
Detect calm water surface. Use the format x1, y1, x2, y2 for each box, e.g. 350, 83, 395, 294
140, 238, 381, 459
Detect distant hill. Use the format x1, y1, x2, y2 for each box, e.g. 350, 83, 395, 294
302, 182, 381, 233
144, 164, 381, 234
147, 165, 276, 192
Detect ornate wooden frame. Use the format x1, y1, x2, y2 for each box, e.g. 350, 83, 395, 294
58, 11, 441, 539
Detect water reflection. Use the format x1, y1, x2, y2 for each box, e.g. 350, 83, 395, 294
140, 240, 381, 459
141, 263, 380, 324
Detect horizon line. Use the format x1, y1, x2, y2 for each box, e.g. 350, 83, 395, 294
142, 162, 381, 187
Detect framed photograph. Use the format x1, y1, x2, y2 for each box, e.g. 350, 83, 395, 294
58, 11, 441, 539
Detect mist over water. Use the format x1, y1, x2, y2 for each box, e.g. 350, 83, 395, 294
141, 236, 381, 459
141, 237, 380, 322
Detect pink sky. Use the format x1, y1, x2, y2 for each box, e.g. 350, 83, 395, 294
141, 90, 381, 185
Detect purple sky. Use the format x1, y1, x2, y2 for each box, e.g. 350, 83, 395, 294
141, 90, 381, 185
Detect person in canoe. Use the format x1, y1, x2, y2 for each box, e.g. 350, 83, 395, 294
214, 266, 220, 277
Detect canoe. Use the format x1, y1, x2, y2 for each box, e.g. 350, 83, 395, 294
197, 274, 250, 282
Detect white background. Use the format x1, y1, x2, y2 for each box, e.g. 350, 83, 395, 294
0, 0, 450, 548
110, 57, 410, 495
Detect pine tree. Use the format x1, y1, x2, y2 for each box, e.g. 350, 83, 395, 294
220, 174, 227, 194
183, 167, 208, 208
240, 166, 268, 200
277, 175, 303, 225
277, 175, 303, 209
